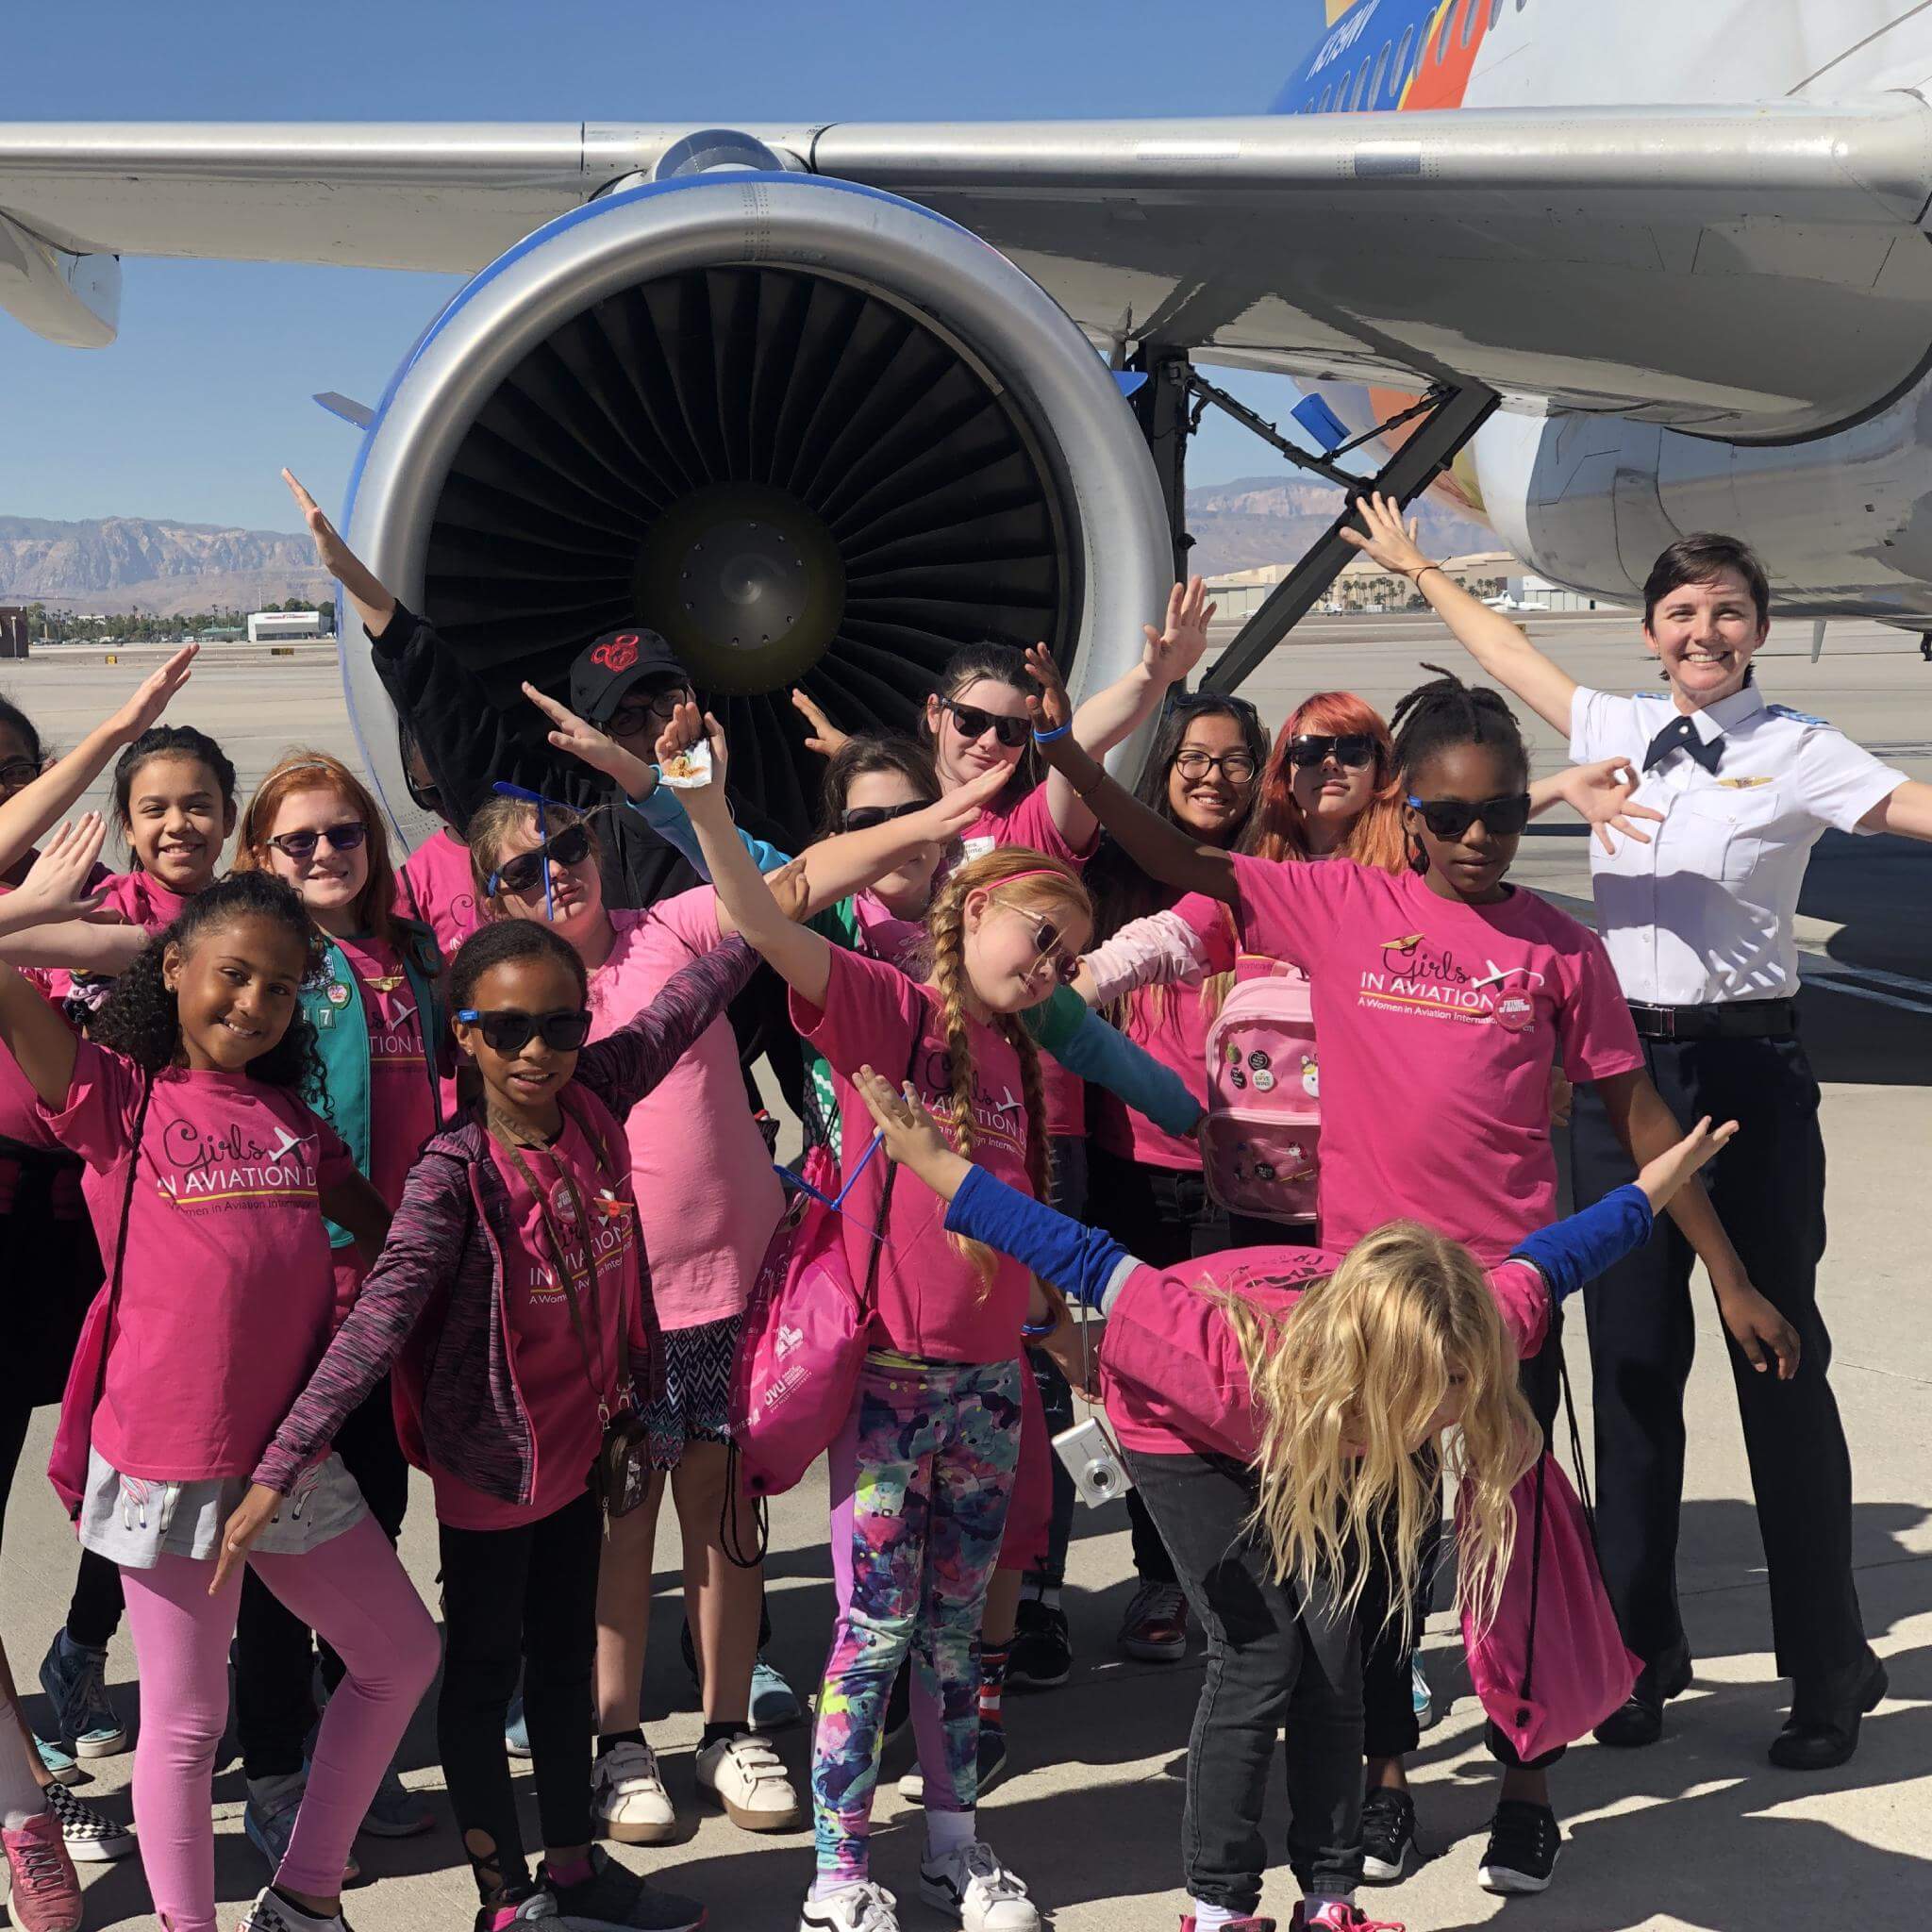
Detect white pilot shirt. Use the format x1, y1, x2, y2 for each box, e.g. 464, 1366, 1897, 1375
1570, 683, 1906, 1007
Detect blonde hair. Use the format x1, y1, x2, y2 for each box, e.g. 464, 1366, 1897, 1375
464, 794, 603, 913
921, 847, 1090, 1288
234, 750, 399, 943
1222, 1220, 1541, 1642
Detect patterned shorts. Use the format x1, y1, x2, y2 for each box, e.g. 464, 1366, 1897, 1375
642, 1312, 741, 1470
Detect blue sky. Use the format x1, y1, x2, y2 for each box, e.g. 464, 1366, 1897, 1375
3, 0, 1328, 531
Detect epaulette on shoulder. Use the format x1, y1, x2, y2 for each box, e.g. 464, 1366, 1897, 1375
1766, 704, 1832, 729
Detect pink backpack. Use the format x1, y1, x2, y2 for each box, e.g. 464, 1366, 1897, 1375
1200, 959, 1321, 1224
727, 1127, 897, 1522
1462, 1374, 1641, 1760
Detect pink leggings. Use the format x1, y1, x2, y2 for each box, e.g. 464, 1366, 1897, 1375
119, 1513, 440, 1932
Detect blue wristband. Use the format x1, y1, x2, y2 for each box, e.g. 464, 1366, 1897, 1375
1020, 1317, 1058, 1339
1032, 721, 1073, 744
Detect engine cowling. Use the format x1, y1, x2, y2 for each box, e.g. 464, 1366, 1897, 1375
340, 170, 1173, 845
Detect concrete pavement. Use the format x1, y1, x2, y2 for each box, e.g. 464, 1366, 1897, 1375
0, 624, 1926, 1931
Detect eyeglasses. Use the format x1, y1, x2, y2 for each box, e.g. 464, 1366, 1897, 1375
940, 700, 1031, 751
1001, 905, 1081, 984
1404, 792, 1534, 839
608, 684, 691, 734
455, 1008, 593, 1054
488, 823, 592, 896
1173, 748, 1257, 784
1288, 733, 1378, 771
0, 757, 40, 790
265, 823, 367, 861
840, 799, 931, 835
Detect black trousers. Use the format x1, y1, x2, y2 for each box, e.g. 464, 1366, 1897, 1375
1087, 1147, 1235, 1591
439, 1486, 602, 1895
234, 1381, 412, 1778
1128, 1445, 1362, 1911
1571, 1032, 1867, 1683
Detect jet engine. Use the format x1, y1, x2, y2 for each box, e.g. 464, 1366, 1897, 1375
338, 166, 1173, 844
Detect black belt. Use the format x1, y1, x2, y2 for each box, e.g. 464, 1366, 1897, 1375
1626, 999, 1796, 1041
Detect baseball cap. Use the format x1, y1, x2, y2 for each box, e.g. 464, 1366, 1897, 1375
569, 626, 691, 725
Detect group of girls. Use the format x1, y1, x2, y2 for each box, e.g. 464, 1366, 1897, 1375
0, 503, 1797, 1932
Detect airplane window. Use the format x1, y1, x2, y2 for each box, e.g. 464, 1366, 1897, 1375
1319, 83, 1333, 113
1435, 8, 1454, 62
1371, 41, 1391, 104
1394, 25, 1415, 90
1461, 0, 1480, 47
1491, 0, 1506, 25
1351, 55, 1371, 110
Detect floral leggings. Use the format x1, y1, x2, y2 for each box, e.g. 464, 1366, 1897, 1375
812, 1355, 1023, 1881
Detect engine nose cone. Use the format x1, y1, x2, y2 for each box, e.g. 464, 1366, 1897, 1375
638, 483, 843, 694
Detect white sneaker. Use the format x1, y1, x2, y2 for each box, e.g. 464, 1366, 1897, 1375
797, 1880, 900, 1932
237, 1886, 348, 1932
695, 1730, 805, 1832
591, 1738, 678, 1844
919, 1841, 1039, 1932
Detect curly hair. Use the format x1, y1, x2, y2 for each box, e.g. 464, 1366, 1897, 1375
91, 873, 328, 1106
1221, 1219, 1541, 1645
447, 917, 589, 1013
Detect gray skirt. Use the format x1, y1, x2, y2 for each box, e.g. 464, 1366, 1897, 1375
76, 1448, 367, 1570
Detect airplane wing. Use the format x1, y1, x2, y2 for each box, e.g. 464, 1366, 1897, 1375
5, 100, 1931, 439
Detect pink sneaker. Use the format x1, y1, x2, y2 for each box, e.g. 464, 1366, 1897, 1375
1290, 1907, 1405, 1932
3, 1810, 83, 1932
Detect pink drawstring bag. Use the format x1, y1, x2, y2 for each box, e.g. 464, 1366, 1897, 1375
728, 1130, 897, 1510
1462, 1444, 1640, 1761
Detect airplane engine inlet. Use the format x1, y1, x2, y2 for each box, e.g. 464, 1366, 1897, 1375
339, 170, 1172, 844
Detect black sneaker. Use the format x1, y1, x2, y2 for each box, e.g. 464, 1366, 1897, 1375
539, 1846, 706, 1931
1476, 1800, 1560, 1895
1008, 1598, 1073, 1691
1358, 1787, 1416, 1883
472, 1883, 560, 1929
895, 1724, 1009, 1806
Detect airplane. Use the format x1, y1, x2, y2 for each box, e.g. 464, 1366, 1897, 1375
5, 0, 1932, 842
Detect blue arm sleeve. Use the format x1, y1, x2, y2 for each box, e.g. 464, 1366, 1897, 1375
1049, 1008, 1206, 1138
1509, 1184, 1655, 1304
625, 787, 791, 879
944, 1164, 1135, 1310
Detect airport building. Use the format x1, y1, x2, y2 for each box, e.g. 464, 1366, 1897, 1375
1206, 552, 1624, 618
246, 608, 325, 644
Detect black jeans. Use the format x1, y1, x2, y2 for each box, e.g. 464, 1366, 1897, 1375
1128, 1445, 1362, 1911
1084, 1146, 1234, 1591
234, 1380, 412, 1778
1572, 1032, 1867, 1684
1357, 1447, 1442, 1763
439, 1486, 602, 1895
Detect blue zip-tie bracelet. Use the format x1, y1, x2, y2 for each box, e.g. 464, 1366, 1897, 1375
1031, 721, 1073, 743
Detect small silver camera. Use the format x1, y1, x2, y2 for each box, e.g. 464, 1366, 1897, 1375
1052, 1416, 1132, 1507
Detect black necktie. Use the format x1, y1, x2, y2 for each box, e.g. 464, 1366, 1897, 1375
1642, 714, 1722, 774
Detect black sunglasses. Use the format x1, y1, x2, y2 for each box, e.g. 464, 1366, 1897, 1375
840, 798, 931, 835
489, 823, 592, 896
1405, 792, 1534, 839
941, 699, 1031, 751
1288, 733, 1378, 771
266, 822, 367, 861
455, 1008, 593, 1055
0, 757, 40, 790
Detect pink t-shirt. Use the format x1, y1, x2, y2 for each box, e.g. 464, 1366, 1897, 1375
792, 946, 1037, 1363
1174, 858, 1642, 1264
955, 779, 1096, 1140
432, 1113, 641, 1531
1101, 1242, 1553, 1458
394, 828, 481, 962
333, 935, 437, 1212
42, 1041, 355, 1481
94, 871, 192, 932
587, 897, 783, 1331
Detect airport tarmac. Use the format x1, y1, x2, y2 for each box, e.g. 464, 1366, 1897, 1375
0, 618, 1927, 1932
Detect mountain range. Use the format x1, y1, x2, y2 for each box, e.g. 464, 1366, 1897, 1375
0, 475, 1499, 616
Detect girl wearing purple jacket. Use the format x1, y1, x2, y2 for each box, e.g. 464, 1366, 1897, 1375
218, 918, 759, 1932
